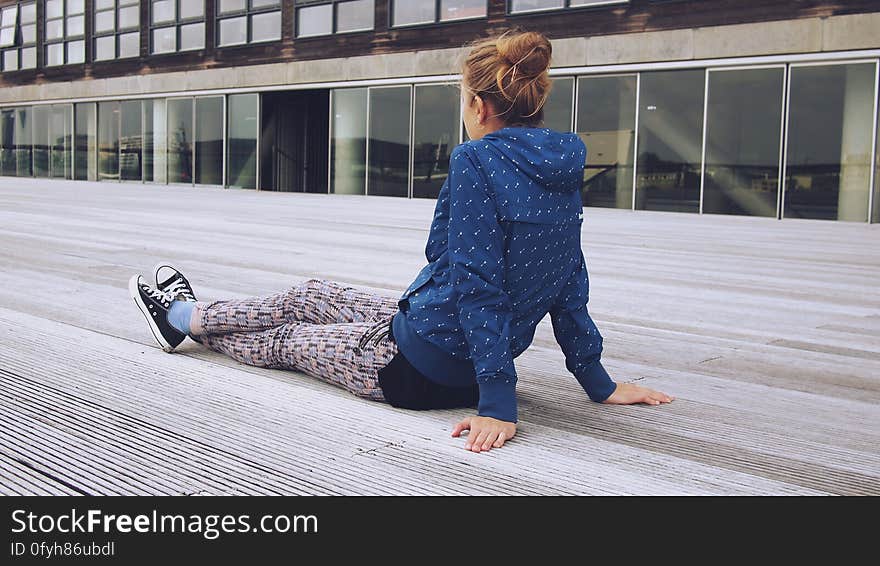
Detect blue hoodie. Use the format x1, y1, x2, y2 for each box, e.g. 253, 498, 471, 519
392, 125, 617, 423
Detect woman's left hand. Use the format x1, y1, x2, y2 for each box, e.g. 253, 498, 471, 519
452, 416, 516, 453
602, 382, 675, 405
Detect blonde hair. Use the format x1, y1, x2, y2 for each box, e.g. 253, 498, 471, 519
460, 29, 553, 127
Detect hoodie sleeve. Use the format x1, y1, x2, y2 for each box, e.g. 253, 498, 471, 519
549, 252, 617, 403
447, 144, 518, 423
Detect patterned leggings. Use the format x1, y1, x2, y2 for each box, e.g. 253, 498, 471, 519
188, 278, 400, 402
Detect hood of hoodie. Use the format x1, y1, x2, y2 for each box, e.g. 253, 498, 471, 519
472, 126, 587, 193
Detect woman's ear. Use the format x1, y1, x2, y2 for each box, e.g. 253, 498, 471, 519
473, 94, 485, 125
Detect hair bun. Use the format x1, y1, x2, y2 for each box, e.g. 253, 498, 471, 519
496, 31, 552, 79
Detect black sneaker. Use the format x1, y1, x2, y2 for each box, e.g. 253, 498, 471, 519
129, 274, 187, 353
153, 262, 197, 302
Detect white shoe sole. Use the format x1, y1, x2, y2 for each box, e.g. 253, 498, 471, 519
129, 274, 177, 353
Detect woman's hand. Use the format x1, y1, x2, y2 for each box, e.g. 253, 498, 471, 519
452, 416, 517, 453
603, 382, 675, 406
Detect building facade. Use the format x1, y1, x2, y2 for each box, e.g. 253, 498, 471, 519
0, 0, 878, 222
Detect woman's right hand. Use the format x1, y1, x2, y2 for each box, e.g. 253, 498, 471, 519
602, 382, 674, 406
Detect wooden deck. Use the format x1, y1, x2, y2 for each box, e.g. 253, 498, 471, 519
0, 177, 878, 495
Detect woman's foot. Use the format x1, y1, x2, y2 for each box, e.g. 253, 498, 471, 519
129, 274, 188, 353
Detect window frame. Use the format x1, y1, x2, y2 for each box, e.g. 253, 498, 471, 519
506, 0, 628, 15
215, 0, 282, 48
0, 2, 36, 73
294, 0, 375, 39
389, 0, 487, 28
149, 0, 206, 55
44, 0, 86, 67
93, 0, 142, 62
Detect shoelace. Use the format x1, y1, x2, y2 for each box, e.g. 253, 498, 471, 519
356, 316, 392, 352
144, 285, 178, 304
163, 277, 195, 301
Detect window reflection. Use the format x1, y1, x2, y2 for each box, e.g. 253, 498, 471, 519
195, 96, 224, 185
703, 68, 784, 217
542, 77, 573, 132
227, 93, 258, 189
98, 101, 120, 180
635, 69, 704, 213
368, 86, 411, 197
785, 63, 876, 222
120, 100, 142, 180
167, 98, 193, 183
576, 74, 636, 209
413, 84, 460, 199
330, 88, 367, 195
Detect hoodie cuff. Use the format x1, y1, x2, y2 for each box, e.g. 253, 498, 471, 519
581, 360, 617, 403
476, 378, 518, 423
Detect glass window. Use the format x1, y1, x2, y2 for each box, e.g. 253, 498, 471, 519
152, 26, 176, 53
74, 102, 97, 181
218, 16, 247, 46
45, 0, 86, 66
576, 74, 637, 209
219, 0, 246, 13
0, 5, 18, 48
152, 0, 175, 23
1, 2, 36, 72
368, 86, 411, 197
0, 109, 15, 176
413, 84, 460, 199
167, 98, 193, 183
296, 0, 374, 37
703, 68, 784, 217
509, 0, 563, 12
151, 1, 205, 53
67, 39, 85, 63
3, 51, 17, 71
217, 0, 280, 47
785, 63, 876, 221
510, 0, 627, 12
94, 0, 141, 62
98, 101, 120, 180
873, 90, 879, 224
49, 104, 73, 179
440, 0, 485, 21
392, 0, 485, 26
251, 11, 281, 42
227, 93, 258, 189
150, 98, 167, 183
142, 99, 154, 181
179, 22, 205, 50
119, 31, 140, 58
635, 69, 704, 213
330, 88, 367, 195
542, 77, 573, 132
32, 106, 50, 177
297, 4, 332, 37
393, 0, 434, 26
120, 100, 143, 180
195, 96, 223, 185
14, 107, 32, 176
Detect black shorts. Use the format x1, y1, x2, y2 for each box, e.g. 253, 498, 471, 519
377, 335, 479, 411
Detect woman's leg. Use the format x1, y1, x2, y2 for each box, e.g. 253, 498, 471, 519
190, 278, 399, 335
194, 319, 397, 402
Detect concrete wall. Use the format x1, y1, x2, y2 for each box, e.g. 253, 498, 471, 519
1, 12, 878, 105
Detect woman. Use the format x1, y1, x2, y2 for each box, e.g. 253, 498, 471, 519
129, 29, 673, 454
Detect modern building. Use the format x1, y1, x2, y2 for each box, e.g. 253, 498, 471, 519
0, 0, 878, 222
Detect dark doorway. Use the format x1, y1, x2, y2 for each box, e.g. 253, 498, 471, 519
260, 90, 329, 192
